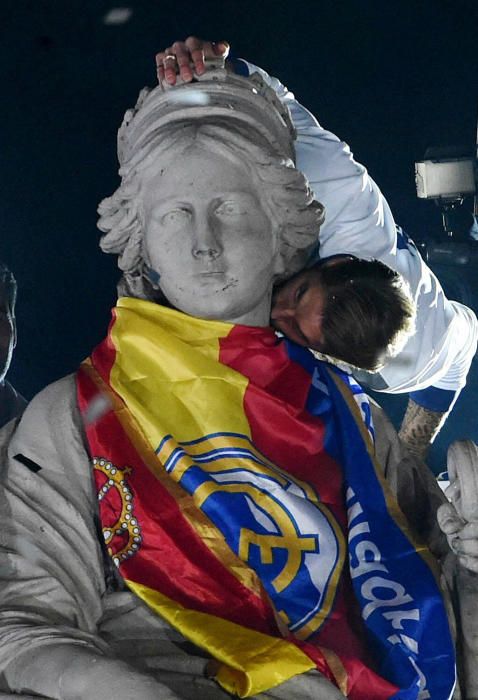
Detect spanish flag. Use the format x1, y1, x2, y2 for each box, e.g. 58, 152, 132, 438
77, 298, 455, 699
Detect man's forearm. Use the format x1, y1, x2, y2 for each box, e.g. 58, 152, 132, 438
398, 398, 448, 460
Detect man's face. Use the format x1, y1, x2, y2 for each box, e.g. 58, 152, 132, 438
271, 255, 359, 349
271, 267, 325, 349
141, 145, 279, 325
0, 289, 15, 382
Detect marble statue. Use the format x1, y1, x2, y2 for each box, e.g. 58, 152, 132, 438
0, 61, 477, 700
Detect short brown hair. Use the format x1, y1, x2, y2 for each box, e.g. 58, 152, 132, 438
315, 258, 415, 371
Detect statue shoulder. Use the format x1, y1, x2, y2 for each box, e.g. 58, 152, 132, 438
3, 374, 92, 501
13, 375, 79, 447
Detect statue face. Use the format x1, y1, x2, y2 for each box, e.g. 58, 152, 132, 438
0, 290, 15, 383
141, 145, 280, 325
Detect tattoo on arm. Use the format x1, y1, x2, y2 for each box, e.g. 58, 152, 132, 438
398, 398, 448, 460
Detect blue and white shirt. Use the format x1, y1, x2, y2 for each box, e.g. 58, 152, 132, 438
242, 60, 477, 410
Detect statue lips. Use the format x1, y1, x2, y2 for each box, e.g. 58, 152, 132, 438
196, 264, 226, 277
195, 270, 228, 290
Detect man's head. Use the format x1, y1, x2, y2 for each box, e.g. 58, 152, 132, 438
0, 262, 17, 383
97, 69, 324, 324
271, 256, 416, 371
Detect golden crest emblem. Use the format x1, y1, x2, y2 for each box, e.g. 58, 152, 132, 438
93, 457, 142, 566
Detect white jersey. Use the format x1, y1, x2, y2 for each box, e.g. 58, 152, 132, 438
245, 61, 477, 396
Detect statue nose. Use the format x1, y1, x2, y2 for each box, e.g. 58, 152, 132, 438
192, 221, 222, 260
192, 246, 220, 260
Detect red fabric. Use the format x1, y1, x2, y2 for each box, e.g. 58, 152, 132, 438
219, 326, 399, 698
79, 320, 400, 698
78, 366, 277, 633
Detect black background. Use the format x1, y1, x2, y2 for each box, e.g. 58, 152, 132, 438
1, 0, 477, 473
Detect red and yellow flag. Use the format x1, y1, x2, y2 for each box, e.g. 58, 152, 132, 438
77, 298, 454, 699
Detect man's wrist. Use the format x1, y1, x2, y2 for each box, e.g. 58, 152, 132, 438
226, 56, 249, 77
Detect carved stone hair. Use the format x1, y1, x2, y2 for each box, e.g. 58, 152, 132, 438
97, 71, 324, 299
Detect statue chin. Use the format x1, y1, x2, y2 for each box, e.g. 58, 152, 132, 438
158, 276, 273, 327
163, 294, 271, 327
118, 274, 273, 326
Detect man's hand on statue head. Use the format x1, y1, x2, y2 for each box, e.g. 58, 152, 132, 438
156, 37, 230, 86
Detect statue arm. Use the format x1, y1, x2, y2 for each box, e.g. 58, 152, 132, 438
0, 376, 180, 699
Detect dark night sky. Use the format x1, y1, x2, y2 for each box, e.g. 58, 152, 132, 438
1, 0, 478, 471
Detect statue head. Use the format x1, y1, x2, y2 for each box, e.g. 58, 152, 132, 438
0, 262, 17, 383
98, 69, 324, 325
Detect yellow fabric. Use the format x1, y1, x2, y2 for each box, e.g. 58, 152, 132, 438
107, 299, 318, 695
126, 579, 316, 698
110, 298, 252, 446
108, 302, 346, 635
82, 358, 264, 596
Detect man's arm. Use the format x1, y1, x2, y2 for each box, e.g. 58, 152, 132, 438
234, 57, 478, 457
234, 59, 400, 262
155, 38, 478, 455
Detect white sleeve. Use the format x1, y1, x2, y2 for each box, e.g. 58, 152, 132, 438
241, 60, 397, 261
243, 61, 478, 394
358, 235, 478, 395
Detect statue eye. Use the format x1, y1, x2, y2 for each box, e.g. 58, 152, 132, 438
161, 208, 191, 225
215, 201, 246, 217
